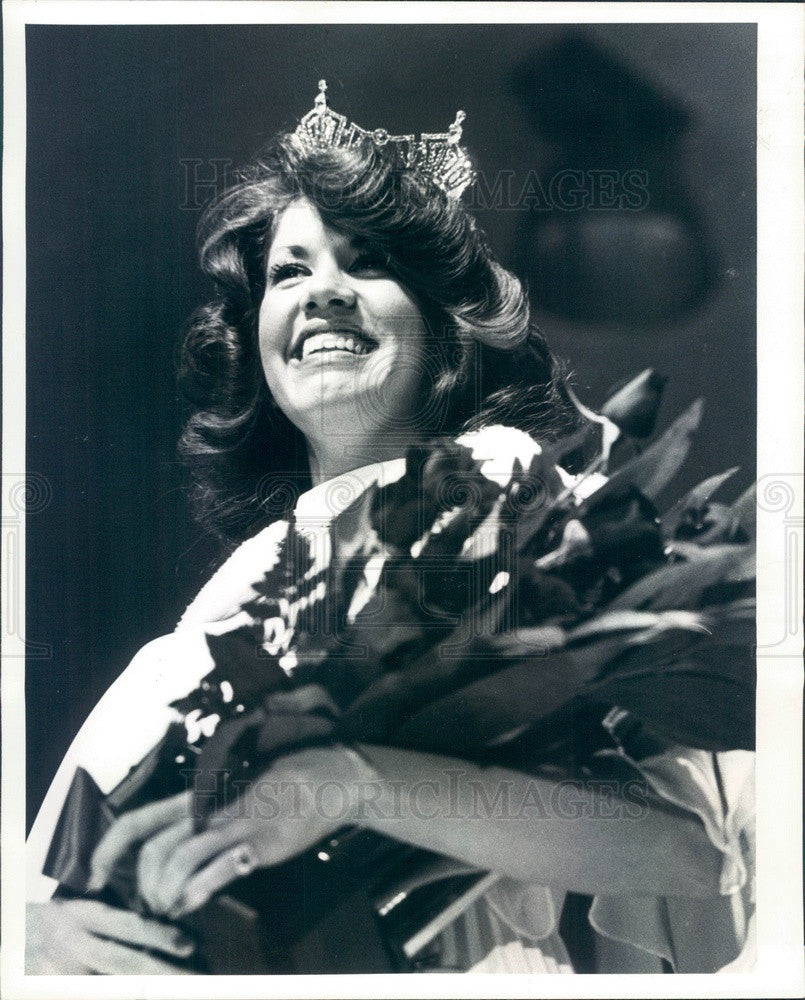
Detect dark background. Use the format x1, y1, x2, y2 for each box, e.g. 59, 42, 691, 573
26, 23, 756, 829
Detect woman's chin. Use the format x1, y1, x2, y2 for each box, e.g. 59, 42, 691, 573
289, 390, 383, 440
285, 353, 374, 402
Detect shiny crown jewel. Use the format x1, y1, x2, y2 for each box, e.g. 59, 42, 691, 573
292, 80, 477, 200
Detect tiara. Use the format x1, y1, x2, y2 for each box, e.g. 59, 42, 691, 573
292, 80, 476, 200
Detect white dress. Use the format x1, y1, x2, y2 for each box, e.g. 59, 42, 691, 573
27, 425, 755, 973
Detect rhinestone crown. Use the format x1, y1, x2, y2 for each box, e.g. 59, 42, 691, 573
293, 80, 476, 200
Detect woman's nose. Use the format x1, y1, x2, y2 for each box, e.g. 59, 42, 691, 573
302, 268, 357, 314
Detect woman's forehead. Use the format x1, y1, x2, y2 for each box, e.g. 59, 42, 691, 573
269, 198, 363, 258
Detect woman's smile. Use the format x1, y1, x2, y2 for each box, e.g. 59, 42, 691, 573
287, 322, 379, 363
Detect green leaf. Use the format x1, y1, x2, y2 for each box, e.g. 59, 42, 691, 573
682, 466, 740, 510
729, 483, 756, 541
607, 543, 749, 611
605, 398, 704, 501
699, 598, 756, 645
662, 467, 740, 535
723, 543, 755, 582
481, 626, 567, 656
704, 595, 756, 618
542, 425, 595, 465
567, 609, 709, 643
391, 650, 590, 754
600, 368, 667, 439
583, 653, 754, 751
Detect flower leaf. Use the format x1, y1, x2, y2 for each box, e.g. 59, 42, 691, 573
541, 425, 595, 466
606, 543, 749, 611
391, 649, 590, 755
582, 650, 754, 751
567, 609, 709, 642
574, 481, 665, 572
698, 597, 756, 645
723, 543, 755, 582
480, 626, 568, 656
604, 398, 705, 501
600, 368, 667, 439
662, 467, 740, 536
728, 483, 756, 541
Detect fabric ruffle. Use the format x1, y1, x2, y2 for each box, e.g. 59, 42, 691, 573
588, 747, 755, 971
466, 745, 755, 973
424, 881, 573, 973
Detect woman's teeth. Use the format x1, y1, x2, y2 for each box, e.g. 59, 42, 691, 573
300, 333, 373, 360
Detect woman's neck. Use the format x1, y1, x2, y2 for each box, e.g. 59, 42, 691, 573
305, 430, 422, 486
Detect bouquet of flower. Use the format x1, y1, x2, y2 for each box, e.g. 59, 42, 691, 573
43, 371, 755, 971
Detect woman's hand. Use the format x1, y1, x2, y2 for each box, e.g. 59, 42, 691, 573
26, 899, 195, 975
87, 744, 375, 919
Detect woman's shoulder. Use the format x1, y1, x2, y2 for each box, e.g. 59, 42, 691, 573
177, 518, 291, 630
457, 423, 606, 500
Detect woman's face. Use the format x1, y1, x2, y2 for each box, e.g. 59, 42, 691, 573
258, 198, 429, 448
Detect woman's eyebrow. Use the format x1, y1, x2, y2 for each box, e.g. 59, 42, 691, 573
268, 236, 369, 262
268, 244, 309, 260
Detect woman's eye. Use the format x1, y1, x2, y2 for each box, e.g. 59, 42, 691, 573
268, 262, 308, 285
349, 252, 390, 275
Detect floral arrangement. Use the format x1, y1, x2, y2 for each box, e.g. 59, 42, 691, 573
43, 370, 755, 971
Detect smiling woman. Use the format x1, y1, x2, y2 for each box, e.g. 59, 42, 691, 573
259, 199, 429, 484
26, 82, 755, 977
177, 121, 574, 548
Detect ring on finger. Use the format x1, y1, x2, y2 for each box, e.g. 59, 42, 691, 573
231, 843, 257, 878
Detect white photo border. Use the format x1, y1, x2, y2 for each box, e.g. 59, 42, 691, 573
3, 3, 803, 998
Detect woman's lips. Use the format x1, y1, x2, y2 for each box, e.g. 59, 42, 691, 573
289, 327, 378, 362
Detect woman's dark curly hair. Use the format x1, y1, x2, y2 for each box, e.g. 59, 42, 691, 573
179, 131, 578, 548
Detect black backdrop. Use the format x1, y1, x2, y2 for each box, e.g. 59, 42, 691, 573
25, 22, 756, 829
